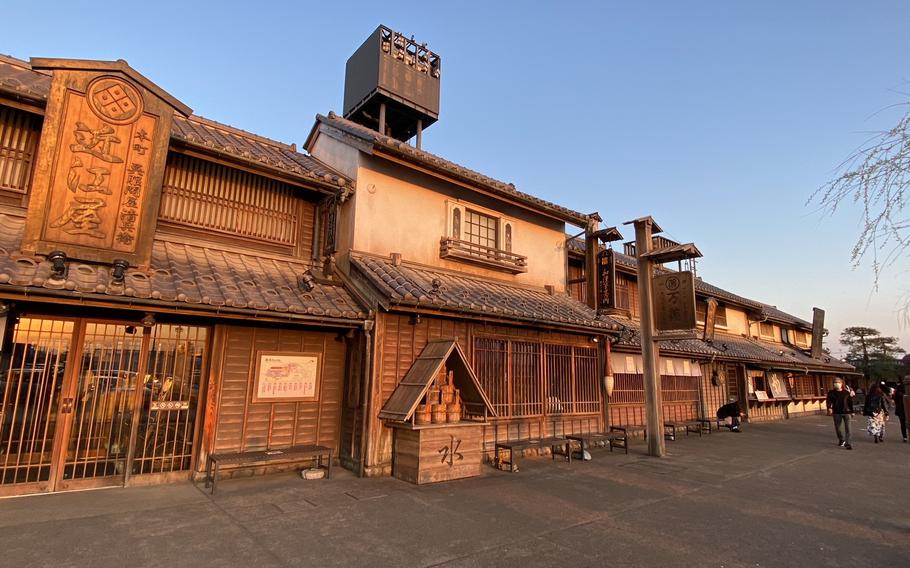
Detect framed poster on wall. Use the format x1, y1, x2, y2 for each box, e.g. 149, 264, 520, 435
252, 351, 322, 403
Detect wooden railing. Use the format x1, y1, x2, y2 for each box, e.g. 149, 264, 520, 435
439, 237, 528, 274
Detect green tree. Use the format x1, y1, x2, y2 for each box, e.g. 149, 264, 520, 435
840, 326, 906, 384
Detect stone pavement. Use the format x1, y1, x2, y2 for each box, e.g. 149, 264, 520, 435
0, 415, 907, 567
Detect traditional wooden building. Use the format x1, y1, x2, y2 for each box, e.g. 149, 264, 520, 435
0, 55, 369, 496
567, 237, 857, 425
306, 111, 619, 479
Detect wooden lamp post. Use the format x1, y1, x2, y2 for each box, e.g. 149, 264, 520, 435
624, 216, 701, 458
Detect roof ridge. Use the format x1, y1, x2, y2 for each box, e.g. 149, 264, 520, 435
0, 54, 49, 74
316, 112, 593, 225
181, 114, 297, 152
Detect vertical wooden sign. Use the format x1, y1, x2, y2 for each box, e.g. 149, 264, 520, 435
596, 248, 616, 313
22, 59, 190, 266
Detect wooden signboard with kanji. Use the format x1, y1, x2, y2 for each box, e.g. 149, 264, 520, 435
22, 59, 190, 266
652, 271, 696, 332
596, 248, 616, 313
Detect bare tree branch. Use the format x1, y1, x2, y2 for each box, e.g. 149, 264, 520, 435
810, 102, 910, 290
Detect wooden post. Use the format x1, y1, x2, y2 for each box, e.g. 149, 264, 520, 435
632, 218, 665, 457
584, 218, 598, 310
378, 102, 387, 136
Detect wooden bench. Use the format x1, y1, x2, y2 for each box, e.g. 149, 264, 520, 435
566, 431, 628, 456
664, 421, 711, 440
204, 444, 332, 494
609, 425, 647, 452
694, 418, 713, 434
494, 437, 570, 472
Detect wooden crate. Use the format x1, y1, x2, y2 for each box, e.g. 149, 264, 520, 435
391, 422, 483, 485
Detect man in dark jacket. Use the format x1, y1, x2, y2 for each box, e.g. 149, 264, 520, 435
894, 382, 906, 443
716, 397, 743, 432
826, 377, 854, 449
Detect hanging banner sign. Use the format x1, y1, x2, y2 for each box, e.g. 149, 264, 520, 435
596, 248, 616, 313
652, 271, 696, 332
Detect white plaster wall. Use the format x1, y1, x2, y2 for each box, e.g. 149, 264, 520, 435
350, 164, 568, 290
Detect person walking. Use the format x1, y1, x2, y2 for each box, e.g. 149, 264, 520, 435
826, 377, 854, 449
863, 383, 889, 443
894, 382, 907, 443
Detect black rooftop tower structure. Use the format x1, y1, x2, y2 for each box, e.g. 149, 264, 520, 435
343, 25, 440, 148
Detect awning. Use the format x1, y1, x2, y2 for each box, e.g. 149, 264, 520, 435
378, 339, 496, 422
612, 354, 703, 377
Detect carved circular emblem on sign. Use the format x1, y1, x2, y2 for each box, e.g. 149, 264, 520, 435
665, 276, 681, 291
87, 76, 143, 124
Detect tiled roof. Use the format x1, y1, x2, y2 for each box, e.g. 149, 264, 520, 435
611, 316, 854, 373
170, 116, 352, 190
566, 235, 813, 329
0, 56, 353, 192
0, 55, 50, 100
0, 214, 366, 322
350, 253, 620, 332
312, 112, 593, 225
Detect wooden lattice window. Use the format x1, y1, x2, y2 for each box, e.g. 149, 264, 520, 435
510, 341, 542, 416
474, 338, 600, 418
0, 105, 41, 194
696, 300, 727, 327
660, 375, 699, 403
474, 337, 509, 418
464, 209, 498, 249
159, 154, 301, 246
715, 304, 727, 327
759, 322, 774, 339
616, 274, 631, 310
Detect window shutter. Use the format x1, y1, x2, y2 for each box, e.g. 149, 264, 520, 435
452, 207, 461, 239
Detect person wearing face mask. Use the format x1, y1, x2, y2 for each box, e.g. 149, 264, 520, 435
826, 377, 855, 450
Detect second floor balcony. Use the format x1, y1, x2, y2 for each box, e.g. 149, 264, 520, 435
439, 236, 528, 274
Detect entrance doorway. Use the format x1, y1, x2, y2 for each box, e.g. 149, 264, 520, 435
0, 317, 208, 496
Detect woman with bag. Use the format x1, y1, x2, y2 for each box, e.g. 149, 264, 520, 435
863, 383, 889, 443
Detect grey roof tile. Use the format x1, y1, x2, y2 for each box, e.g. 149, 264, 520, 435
611, 315, 854, 373
351, 252, 620, 332
0, 214, 366, 321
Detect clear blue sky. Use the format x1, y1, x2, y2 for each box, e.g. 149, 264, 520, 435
5, 1, 910, 356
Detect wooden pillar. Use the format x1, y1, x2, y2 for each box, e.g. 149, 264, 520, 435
602, 338, 611, 430
739, 364, 750, 422
584, 218, 598, 310
358, 319, 375, 477
632, 218, 665, 457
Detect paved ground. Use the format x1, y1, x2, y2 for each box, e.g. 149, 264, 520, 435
0, 415, 907, 567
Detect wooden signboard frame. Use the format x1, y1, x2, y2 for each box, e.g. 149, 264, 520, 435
252, 351, 322, 403
21, 59, 190, 267
652, 271, 696, 332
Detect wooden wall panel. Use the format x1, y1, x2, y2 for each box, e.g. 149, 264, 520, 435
210, 324, 346, 457
699, 362, 728, 419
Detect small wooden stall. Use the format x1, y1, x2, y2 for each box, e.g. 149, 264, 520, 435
379, 339, 495, 485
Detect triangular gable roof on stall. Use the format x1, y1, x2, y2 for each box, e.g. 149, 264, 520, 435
378, 339, 496, 422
